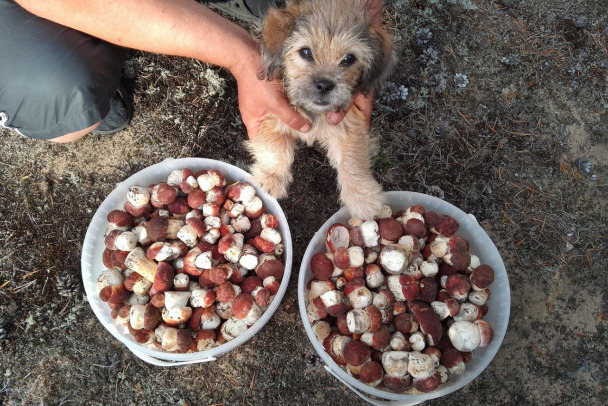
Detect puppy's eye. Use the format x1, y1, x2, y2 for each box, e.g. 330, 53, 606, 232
340, 54, 357, 66
299, 48, 314, 61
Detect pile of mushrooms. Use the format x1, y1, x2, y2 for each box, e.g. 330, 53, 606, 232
306, 205, 495, 393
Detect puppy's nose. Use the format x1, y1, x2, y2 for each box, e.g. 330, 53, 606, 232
315, 79, 336, 95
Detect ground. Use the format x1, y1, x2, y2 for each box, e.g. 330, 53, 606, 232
1, 0, 607, 405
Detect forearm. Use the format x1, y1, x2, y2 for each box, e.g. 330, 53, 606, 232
14, 0, 255, 73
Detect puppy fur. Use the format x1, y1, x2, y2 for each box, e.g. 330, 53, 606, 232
248, 0, 395, 220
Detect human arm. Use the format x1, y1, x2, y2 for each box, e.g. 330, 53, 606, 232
14, 0, 310, 139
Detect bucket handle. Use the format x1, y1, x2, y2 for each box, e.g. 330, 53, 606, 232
128, 345, 217, 367
324, 366, 421, 406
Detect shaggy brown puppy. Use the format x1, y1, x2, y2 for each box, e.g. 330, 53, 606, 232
248, 0, 395, 219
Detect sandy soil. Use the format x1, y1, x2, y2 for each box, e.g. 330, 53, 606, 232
1, 0, 607, 405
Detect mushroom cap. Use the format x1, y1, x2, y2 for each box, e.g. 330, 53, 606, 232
343, 340, 371, 366
310, 253, 334, 281
408, 301, 443, 346
359, 361, 384, 386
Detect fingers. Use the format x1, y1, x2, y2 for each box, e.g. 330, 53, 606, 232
273, 97, 311, 133
327, 110, 346, 125
353, 92, 374, 125
326, 92, 375, 126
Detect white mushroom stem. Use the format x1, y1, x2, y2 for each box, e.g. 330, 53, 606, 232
128, 294, 149, 306
127, 185, 150, 206
348, 286, 373, 309
177, 225, 198, 247
331, 336, 352, 358
132, 277, 153, 296
131, 224, 150, 246
348, 246, 365, 267
360, 220, 380, 247
220, 317, 248, 341
407, 352, 436, 379
431, 301, 451, 320
453, 303, 481, 322
379, 244, 409, 274
389, 332, 408, 351
96, 268, 123, 292
382, 351, 410, 377
241, 302, 263, 326
239, 245, 259, 270
203, 228, 221, 244
166, 219, 184, 239
309, 280, 334, 299
386, 275, 406, 301
114, 231, 138, 251
409, 331, 426, 351
163, 291, 192, 309
129, 304, 146, 330
161, 327, 180, 351
201, 312, 221, 330
319, 290, 345, 308
224, 243, 243, 264
420, 261, 439, 277
194, 250, 214, 269
346, 309, 371, 334
260, 228, 282, 245
312, 321, 331, 343
124, 247, 157, 282
448, 320, 481, 352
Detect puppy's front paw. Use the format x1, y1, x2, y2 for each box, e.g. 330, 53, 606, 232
341, 180, 385, 220
251, 167, 290, 199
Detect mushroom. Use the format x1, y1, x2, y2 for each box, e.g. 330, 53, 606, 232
448, 320, 481, 352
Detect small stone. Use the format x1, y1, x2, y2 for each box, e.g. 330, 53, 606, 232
500, 53, 521, 67
575, 158, 593, 174
425, 185, 445, 199
303, 351, 325, 369
573, 17, 588, 29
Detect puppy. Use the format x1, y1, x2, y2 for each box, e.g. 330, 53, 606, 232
248, 0, 395, 220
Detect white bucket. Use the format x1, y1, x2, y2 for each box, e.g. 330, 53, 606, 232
82, 158, 292, 366
298, 191, 510, 405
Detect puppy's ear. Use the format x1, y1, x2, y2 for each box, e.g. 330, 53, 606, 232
256, 4, 301, 80
359, 24, 396, 94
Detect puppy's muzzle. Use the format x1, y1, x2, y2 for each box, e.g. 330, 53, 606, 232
313, 78, 336, 106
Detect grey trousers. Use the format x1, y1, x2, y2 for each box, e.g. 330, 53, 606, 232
0, 0, 127, 139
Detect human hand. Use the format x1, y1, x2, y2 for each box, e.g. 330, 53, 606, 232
326, 92, 374, 127
231, 46, 311, 140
